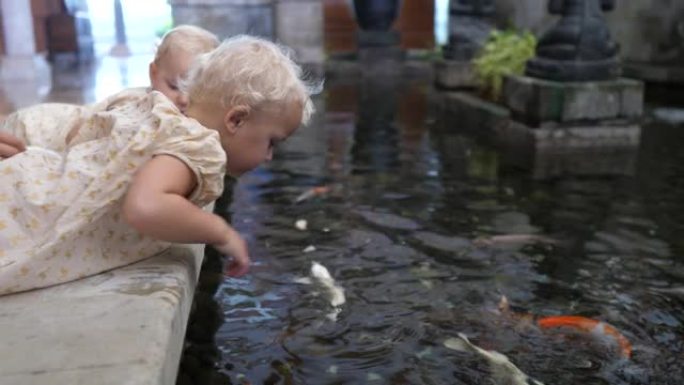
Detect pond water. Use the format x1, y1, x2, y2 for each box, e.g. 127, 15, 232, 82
178, 78, 684, 385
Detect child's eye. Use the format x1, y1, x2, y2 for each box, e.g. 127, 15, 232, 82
167, 81, 178, 91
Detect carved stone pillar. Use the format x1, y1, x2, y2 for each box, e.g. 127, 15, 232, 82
352, 0, 401, 48
109, 0, 131, 56
274, 0, 324, 65
525, 0, 620, 81
0, 0, 52, 108
443, 0, 494, 60
350, 0, 404, 75
435, 0, 495, 89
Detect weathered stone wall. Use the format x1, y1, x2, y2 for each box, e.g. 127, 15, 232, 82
493, 0, 684, 66
606, 0, 684, 65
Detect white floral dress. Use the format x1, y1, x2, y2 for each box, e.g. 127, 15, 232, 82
0, 89, 226, 295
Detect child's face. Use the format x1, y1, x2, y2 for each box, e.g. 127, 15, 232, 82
149, 49, 193, 112
220, 101, 303, 177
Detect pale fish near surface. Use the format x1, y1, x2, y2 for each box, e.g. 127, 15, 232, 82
310, 262, 346, 307
444, 333, 544, 385
294, 262, 346, 321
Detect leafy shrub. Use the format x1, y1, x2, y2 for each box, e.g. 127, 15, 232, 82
472, 30, 537, 101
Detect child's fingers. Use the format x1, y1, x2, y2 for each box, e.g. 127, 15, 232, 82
0, 142, 23, 158
225, 260, 249, 277
0, 132, 26, 152
224, 253, 250, 277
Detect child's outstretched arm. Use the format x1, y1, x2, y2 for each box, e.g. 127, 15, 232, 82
0, 131, 26, 158
123, 154, 250, 276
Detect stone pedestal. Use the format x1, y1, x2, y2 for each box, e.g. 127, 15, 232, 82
275, 0, 324, 65
496, 74, 643, 178
502, 75, 644, 126
494, 120, 639, 179
168, 0, 274, 39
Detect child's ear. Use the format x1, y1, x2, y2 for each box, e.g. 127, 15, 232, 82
223, 105, 250, 134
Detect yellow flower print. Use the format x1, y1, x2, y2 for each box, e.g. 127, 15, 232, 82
9, 235, 26, 247
40, 204, 55, 214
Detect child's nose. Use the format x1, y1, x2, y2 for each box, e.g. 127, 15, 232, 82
177, 94, 189, 110
266, 147, 273, 161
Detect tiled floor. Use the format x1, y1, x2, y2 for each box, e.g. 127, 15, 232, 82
0, 54, 153, 114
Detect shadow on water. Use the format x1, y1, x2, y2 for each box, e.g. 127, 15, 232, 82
179, 77, 684, 385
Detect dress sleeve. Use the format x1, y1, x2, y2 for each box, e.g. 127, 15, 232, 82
149, 100, 227, 207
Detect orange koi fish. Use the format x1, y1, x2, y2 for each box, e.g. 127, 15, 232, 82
537, 315, 632, 358
294, 185, 331, 204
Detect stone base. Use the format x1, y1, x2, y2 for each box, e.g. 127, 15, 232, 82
494, 120, 640, 179
502, 75, 644, 126
438, 90, 641, 179
357, 30, 400, 48
109, 43, 131, 57
0, 55, 52, 109
525, 56, 621, 82
358, 46, 405, 78
170, 0, 274, 39
434, 59, 478, 89
623, 61, 684, 85
325, 57, 433, 83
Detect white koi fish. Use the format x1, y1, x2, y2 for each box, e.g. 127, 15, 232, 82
444, 333, 545, 385
295, 262, 346, 321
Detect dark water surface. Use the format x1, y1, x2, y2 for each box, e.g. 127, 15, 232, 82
179, 79, 684, 385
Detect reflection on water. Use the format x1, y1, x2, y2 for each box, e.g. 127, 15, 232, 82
179, 79, 684, 385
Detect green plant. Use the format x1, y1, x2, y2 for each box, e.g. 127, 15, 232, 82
472, 30, 537, 101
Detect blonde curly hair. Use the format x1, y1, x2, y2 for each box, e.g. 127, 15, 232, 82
180, 35, 315, 125
154, 25, 219, 65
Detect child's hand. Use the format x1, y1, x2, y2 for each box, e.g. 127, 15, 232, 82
213, 228, 251, 277
0, 131, 26, 159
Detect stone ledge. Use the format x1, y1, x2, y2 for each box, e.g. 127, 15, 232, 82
0, 242, 206, 385
502, 75, 644, 125
437, 89, 641, 179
